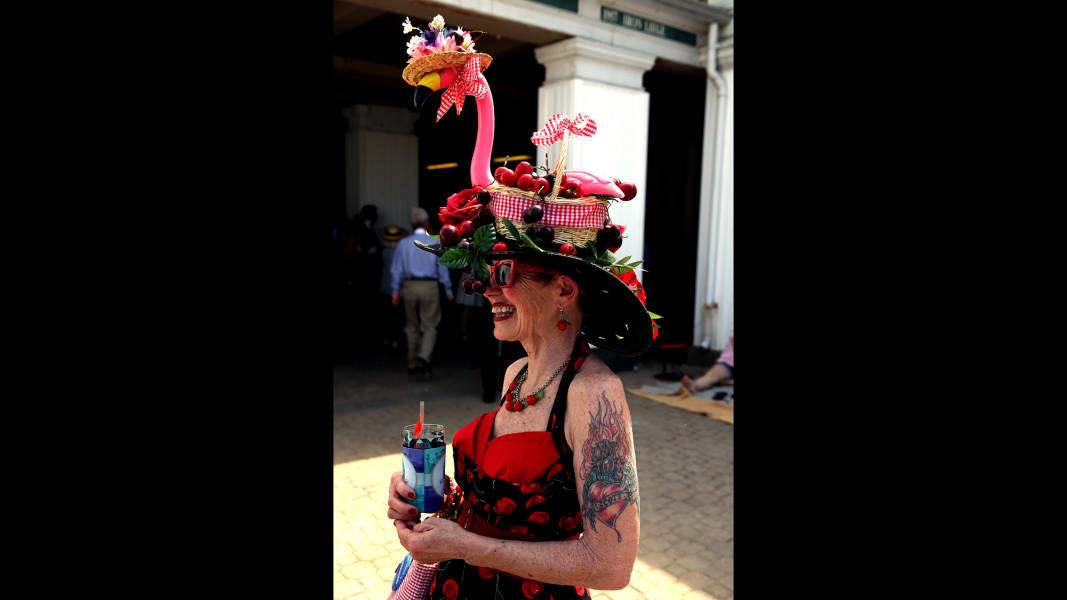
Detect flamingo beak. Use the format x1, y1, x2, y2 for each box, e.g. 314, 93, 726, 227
415, 72, 442, 109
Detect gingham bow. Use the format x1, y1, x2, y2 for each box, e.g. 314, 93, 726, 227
436, 55, 488, 122
530, 113, 597, 146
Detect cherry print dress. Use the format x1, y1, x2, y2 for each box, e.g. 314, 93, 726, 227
429, 336, 594, 600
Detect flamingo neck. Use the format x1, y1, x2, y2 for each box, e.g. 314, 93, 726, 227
471, 74, 494, 188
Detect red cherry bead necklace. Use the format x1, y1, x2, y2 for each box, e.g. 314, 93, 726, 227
505, 356, 571, 412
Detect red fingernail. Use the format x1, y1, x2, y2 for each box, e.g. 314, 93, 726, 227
409, 492, 416, 499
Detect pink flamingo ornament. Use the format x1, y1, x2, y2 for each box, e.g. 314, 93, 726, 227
414, 64, 495, 189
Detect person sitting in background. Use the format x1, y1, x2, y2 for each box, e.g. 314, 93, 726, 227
682, 330, 733, 393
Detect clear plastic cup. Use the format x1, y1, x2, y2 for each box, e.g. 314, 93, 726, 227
401, 423, 446, 513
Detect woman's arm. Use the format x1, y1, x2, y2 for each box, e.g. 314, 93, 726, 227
397, 371, 639, 589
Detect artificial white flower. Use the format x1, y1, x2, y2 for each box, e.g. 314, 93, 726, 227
429, 14, 445, 31
402, 17, 419, 34
406, 34, 425, 54
455, 26, 466, 37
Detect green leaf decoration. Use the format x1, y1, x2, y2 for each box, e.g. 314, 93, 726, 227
519, 231, 544, 252
647, 311, 664, 320
651, 322, 660, 329
502, 218, 522, 241
472, 257, 490, 282
627, 260, 643, 268
429, 234, 440, 241
472, 224, 497, 252
618, 256, 632, 265
439, 248, 472, 269
536, 389, 544, 400
503, 219, 544, 252
592, 194, 618, 201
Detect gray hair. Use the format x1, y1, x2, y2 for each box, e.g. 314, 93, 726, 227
410, 207, 429, 227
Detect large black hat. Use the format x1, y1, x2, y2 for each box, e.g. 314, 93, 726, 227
414, 228, 655, 356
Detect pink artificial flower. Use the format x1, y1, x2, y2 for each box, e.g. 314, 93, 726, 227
436, 32, 457, 53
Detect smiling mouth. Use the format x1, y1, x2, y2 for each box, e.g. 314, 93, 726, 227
492, 304, 515, 321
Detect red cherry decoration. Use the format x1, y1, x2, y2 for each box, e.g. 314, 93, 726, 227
476, 207, 494, 226
516, 173, 536, 191
539, 226, 554, 243
559, 243, 576, 256
439, 224, 459, 245
508, 380, 517, 391
491, 241, 509, 252
533, 177, 550, 196
526, 394, 537, 406
472, 280, 485, 294
514, 161, 534, 178
505, 392, 514, 403
556, 320, 567, 331
619, 182, 638, 200
494, 167, 517, 187
458, 220, 477, 238
461, 278, 474, 294
476, 190, 492, 204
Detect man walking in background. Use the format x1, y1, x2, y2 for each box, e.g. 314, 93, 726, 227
390, 207, 453, 378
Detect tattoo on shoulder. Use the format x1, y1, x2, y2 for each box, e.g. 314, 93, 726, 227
580, 391, 639, 542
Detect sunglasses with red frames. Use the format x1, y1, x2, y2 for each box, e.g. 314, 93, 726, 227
488, 260, 559, 288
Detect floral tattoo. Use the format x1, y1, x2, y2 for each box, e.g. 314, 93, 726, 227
580, 392, 639, 542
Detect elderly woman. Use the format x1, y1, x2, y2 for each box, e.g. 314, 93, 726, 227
387, 213, 655, 599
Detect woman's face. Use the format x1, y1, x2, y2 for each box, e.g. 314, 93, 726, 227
483, 261, 559, 342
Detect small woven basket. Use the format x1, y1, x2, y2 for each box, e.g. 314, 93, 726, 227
490, 131, 607, 247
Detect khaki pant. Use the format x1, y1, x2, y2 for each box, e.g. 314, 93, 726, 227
401, 280, 442, 368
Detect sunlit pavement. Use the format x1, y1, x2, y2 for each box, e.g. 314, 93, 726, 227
334, 351, 733, 600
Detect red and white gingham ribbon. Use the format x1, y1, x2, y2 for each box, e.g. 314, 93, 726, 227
491, 191, 607, 228
530, 113, 597, 146
388, 559, 437, 600
436, 55, 487, 122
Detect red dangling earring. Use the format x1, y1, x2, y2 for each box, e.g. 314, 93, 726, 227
557, 306, 571, 331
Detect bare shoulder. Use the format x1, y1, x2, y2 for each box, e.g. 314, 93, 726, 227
565, 355, 631, 446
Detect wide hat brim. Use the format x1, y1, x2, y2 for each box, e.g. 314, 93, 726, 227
414, 241, 653, 357
402, 52, 493, 87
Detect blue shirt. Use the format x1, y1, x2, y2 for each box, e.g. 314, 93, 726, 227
390, 229, 451, 295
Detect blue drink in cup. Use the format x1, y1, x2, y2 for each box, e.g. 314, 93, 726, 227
401, 423, 446, 513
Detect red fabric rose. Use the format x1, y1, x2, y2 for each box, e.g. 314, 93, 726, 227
438, 186, 485, 225
478, 566, 496, 579
495, 497, 517, 515
442, 578, 458, 600
521, 579, 544, 599
525, 494, 547, 508
527, 511, 550, 525
509, 524, 529, 535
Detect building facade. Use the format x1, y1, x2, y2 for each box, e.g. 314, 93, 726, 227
335, 0, 733, 351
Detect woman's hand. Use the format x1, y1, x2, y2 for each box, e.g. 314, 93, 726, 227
387, 471, 454, 526
393, 517, 472, 565
387, 471, 421, 526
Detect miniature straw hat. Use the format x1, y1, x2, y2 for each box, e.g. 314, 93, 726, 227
402, 51, 493, 87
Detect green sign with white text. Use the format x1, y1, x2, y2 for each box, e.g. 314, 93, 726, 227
600, 6, 697, 46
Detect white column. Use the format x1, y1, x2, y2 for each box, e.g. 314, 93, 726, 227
534, 38, 656, 283
693, 25, 734, 350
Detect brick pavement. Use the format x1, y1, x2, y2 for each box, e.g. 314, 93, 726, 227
334, 351, 733, 600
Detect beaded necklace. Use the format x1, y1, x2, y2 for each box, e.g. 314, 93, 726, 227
504, 357, 570, 412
